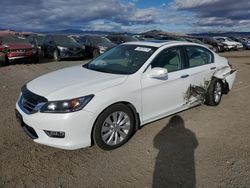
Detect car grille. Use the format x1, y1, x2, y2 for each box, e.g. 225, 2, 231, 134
18, 85, 48, 114
10, 49, 30, 53
68, 48, 81, 54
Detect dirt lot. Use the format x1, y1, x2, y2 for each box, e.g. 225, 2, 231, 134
0, 51, 250, 188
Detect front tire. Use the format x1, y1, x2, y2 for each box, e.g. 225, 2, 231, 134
0, 55, 8, 66
93, 104, 135, 150
33, 54, 39, 64
53, 49, 61, 61
205, 78, 223, 106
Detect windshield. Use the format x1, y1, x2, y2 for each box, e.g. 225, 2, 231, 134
36, 36, 45, 44
227, 38, 235, 42
53, 35, 76, 45
215, 38, 225, 42
84, 45, 157, 74
122, 36, 139, 42
2, 35, 29, 44
90, 37, 112, 45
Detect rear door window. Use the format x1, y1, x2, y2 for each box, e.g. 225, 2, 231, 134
185, 46, 214, 68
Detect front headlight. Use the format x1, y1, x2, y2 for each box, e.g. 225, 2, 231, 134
40, 95, 94, 113
58, 46, 68, 51
99, 46, 108, 53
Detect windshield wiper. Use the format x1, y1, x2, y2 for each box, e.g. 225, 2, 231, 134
90, 67, 111, 73
83, 64, 110, 73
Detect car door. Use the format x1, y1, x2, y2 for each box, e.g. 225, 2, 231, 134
141, 46, 191, 123
42, 36, 49, 54
183, 45, 216, 105
81, 37, 92, 56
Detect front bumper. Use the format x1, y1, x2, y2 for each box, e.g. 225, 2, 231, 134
15, 102, 95, 150
59, 49, 85, 59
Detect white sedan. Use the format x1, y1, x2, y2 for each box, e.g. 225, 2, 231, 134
15, 41, 236, 150
214, 37, 243, 50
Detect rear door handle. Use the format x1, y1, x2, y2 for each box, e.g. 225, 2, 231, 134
210, 67, 216, 70
181, 74, 189, 78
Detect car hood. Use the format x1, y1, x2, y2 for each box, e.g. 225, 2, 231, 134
56, 42, 81, 48
27, 65, 128, 100
223, 41, 238, 46
5, 43, 32, 50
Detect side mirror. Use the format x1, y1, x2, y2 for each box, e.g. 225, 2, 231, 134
148, 67, 168, 79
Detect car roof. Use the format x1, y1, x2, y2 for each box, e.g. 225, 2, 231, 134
122, 40, 194, 48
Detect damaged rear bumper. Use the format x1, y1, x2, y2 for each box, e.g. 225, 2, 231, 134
224, 70, 237, 90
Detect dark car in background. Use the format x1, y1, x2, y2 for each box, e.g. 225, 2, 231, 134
27, 34, 45, 52
41, 34, 85, 61
0, 34, 39, 64
72, 35, 116, 58
107, 35, 139, 44
196, 37, 227, 52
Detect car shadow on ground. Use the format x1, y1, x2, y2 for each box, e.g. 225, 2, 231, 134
153, 115, 198, 188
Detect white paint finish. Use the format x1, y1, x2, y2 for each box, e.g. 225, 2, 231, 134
16, 41, 237, 150
225, 70, 237, 90
141, 67, 191, 123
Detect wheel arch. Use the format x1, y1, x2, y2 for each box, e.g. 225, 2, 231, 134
90, 101, 141, 146
212, 76, 230, 94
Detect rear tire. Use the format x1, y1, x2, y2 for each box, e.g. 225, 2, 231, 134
93, 104, 135, 150
205, 78, 223, 106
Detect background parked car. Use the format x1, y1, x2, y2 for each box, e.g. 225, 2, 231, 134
196, 37, 227, 52
229, 37, 250, 50
214, 37, 243, 51
41, 34, 85, 61
182, 37, 216, 52
72, 35, 116, 58
107, 35, 139, 44
0, 34, 39, 64
27, 34, 46, 53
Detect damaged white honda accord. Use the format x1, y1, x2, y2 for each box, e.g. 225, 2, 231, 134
15, 41, 236, 150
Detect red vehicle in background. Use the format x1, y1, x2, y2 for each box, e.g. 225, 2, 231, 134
0, 34, 39, 65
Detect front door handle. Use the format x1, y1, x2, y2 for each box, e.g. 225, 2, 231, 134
181, 74, 189, 78
210, 67, 216, 70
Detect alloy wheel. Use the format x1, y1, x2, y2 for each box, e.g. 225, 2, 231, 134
101, 111, 131, 146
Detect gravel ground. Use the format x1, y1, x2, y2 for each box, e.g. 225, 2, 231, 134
0, 51, 250, 188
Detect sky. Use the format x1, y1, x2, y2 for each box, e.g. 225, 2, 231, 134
0, 0, 249, 33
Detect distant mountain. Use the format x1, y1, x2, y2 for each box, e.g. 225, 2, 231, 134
140, 30, 189, 37
1, 28, 249, 37
39, 29, 129, 35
